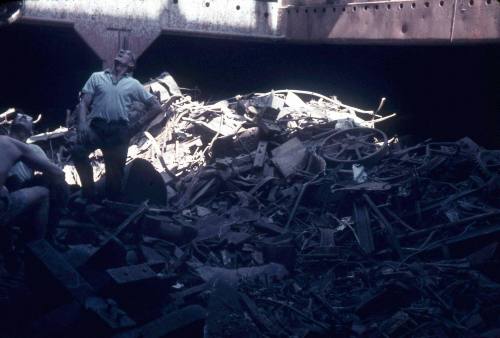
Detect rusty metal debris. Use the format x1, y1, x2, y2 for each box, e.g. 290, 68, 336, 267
1, 77, 500, 337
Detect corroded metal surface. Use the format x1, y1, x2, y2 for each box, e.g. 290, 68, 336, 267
452, 0, 500, 41
3, 0, 498, 65
17, 0, 164, 68
283, 0, 500, 43
284, 1, 457, 42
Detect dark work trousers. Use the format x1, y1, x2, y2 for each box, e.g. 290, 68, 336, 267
70, 118, 130, 201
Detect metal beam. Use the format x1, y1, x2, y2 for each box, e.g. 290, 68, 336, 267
282, 0, 499, 43
5, 0, 498, 66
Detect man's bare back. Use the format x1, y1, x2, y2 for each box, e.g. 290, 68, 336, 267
0, 135, 67, 241
0, 135, 64, 187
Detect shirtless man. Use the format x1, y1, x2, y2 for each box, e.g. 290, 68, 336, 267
0, 135, 67, 241
5, 112, 48, 190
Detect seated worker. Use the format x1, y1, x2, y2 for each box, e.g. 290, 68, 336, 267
5, 112, 48, 191
5, 112, 64, 242
0, 135, 68, 242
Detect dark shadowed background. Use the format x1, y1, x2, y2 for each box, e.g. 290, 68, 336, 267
0, 24, 499, 147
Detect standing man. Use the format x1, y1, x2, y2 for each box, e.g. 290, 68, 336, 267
70, 49, 161, 201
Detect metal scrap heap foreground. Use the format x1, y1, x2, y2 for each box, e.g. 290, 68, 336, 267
2, 74, 500, 338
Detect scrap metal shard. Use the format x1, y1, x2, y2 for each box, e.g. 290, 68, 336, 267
271, 137, 308, 177
8, 85, 500, 337
27, 240, 136, 330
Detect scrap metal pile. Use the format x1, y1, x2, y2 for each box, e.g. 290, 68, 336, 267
3, 74, 500, 337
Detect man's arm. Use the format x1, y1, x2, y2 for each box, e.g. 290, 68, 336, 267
133, 80, 162, 117
0, 136, 65, 187
145, 96, 162, 116
15, 138, 65, 180
30, 144, 48, 160
77, 93, 93, 138
13, 137, 68, 206
77, 73, 97, 139
132, 82, 163, 129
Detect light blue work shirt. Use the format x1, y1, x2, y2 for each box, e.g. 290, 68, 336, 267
81, 69, 154, 122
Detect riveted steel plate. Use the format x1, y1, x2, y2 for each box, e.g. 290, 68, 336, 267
452, 0, 500, 41
283, 0, 458, 43
15, 0, 500, 66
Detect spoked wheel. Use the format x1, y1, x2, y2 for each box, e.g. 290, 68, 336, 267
320, 127, 388, 164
